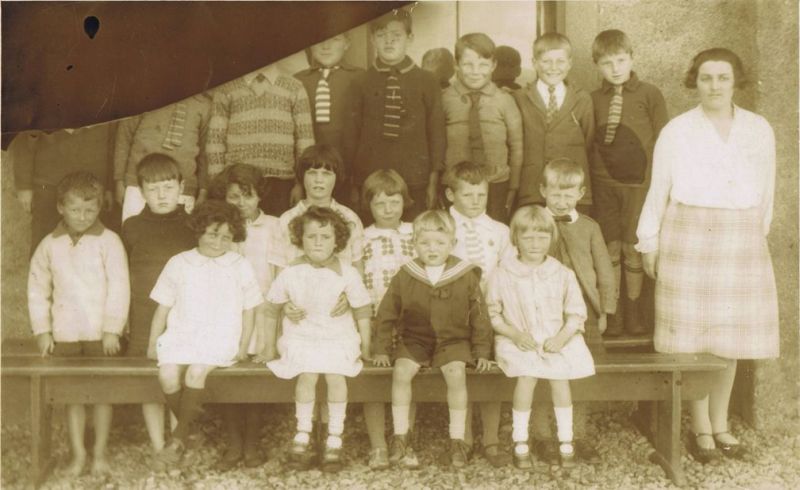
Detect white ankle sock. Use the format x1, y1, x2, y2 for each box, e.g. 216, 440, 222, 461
296, 401, 315, 433
553, 405, 573, 443
327, 402, 347, 436
448, 408, 467, 440
512, 409, 531, 442
392, 405, 410, 436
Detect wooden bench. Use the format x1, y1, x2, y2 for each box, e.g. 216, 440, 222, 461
1, 351, 726, 487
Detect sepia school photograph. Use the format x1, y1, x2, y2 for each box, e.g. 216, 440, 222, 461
1, 1, 798, 488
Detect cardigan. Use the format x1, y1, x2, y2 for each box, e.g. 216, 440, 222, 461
28, 221, 130, 342
442, 79, 523, 186
294, 63, 365, 175
512, 81, 594, 206
13, 124, 116, 189
591, 72, 669, 188
344, 62, 446, 187
548, 213, 616, 318
114, 94, 212, 195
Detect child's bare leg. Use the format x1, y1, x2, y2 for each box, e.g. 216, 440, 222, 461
691, 358, 738, 448
90, 404, 113, 475
325, 374, 347, 448
142, 403, 166, 451
549, 380, 574, 457
391, 359, 419, 436
64, 404, 87, 476
441, 361, 467, 439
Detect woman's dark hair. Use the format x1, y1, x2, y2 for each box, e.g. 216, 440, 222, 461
288, 206, 351, 254
187, 199, 247, 242
684, 47, 747, 89
208, 163, 268, 201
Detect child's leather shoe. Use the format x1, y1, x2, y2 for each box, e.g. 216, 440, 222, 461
450, 439, 470, 468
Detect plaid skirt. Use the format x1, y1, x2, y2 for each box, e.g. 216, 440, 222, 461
654, 202, 779, 359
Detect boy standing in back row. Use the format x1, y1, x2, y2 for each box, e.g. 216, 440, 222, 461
590, 30, 668, 336
345, 9, 446, 221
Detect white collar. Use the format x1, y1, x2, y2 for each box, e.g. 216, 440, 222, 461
297, 198, 342, 212
364, 222, 413, 239
449, 206, 492, 228
247, 210, 277, 228
183, 248, 242, 267
502, 254, 560, 279
244, 67, 279, 86
544, 207, 579, 224
537, 79, 566, 99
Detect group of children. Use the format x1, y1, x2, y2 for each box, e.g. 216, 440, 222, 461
24, 7, 672, 478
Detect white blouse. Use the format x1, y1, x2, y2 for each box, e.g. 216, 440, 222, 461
636, 105, 776, 253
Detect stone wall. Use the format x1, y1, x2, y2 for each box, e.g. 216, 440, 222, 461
564, 0, 799, 430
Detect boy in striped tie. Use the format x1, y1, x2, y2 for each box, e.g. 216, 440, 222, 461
294, 32, 365, 205
590, 30, 669, 336
444, 160, 515, 467
344, 8, 445, 221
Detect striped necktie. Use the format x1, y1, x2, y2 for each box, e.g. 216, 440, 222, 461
604, 85, 624, 144
464, 220, 486, 272
162, 102, 187, 150
546, 85, 558, 125
382, 69, 403, 138
315, 68, 332, 124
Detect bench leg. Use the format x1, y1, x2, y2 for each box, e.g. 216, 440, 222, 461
30, 375, 53, 488
645, 372, 686, 486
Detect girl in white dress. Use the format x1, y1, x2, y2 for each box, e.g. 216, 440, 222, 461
486, 205, 595, 469
258, 206, 372, 472
209, 164, 283, 470
147, 200, 263, 465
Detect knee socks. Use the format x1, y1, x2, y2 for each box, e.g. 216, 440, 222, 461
449, 408, 467, 440
512, 409, 531, 444
173, 387, 204, 441
554, 405, 574, 450
392, 405, 410, 436
327, 402, 347, 448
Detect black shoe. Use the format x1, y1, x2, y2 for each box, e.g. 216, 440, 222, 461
287, 432, 315, 470
713, 432, 747, 459
214, 448, 242, 472
450, 439, 470, 468
688, 433, 721, 464
624, 297, 646, 335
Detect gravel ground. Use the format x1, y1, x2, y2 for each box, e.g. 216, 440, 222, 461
2, 404, 799, 489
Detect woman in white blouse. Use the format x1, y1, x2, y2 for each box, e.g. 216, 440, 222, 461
636, 48, 778, 463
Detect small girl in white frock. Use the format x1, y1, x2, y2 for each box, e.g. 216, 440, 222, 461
257, 206, 372, 472
486, 205, 595, 469
147, 200, 263, 465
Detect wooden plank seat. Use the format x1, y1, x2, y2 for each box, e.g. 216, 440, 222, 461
1, 352, 727, 487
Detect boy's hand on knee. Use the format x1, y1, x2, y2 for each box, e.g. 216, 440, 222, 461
16, 189, 33, 213
475, 358, 493, 372
102, 333, 121, 356
598, 314, 608, 334
373, 354, 391, 367
36, 333, 54, 357
642, 251, 659, 279
329, 293, 351, 317
284, 301, 306, 323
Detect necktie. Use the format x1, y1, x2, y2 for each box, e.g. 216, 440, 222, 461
383, 69, 403, 138
315, 68, 332, 124
468, 92, 486, 166
604, 84, 624, 144
546, 85, 558, 125
464, 220, 486, 273
162, 102, 187, 151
